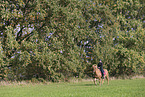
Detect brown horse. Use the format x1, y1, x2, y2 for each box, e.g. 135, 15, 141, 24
92, 65, 109, 85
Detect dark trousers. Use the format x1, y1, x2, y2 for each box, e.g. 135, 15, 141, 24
100, 68, 104, 79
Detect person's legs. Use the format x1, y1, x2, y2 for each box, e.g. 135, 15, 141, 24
102, 72, 104, 79
100, 68, 104, 79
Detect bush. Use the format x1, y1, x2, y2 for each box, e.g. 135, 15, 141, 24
143, 67, 145, 77
31, 78, 39, 83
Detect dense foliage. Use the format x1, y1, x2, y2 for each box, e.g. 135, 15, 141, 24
0, 0, 145, 82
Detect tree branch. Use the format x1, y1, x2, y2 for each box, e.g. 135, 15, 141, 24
18, 31, 34, 44
16, 27, 24, 41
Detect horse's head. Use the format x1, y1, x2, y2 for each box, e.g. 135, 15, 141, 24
92, 65, 97, 73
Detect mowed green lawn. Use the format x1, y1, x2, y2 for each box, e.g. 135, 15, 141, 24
0, 78, 145, 97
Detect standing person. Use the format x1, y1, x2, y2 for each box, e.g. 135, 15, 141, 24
97, 59, 104, 79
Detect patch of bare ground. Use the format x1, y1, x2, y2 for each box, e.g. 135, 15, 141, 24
0, 80, 50, 86
108, 75, 145, 80
69, 75, 145, 83
0, 75, 144, 86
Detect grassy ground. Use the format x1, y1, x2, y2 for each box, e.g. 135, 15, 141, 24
0, 78, 145, 97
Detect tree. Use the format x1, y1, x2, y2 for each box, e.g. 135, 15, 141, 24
0, 0, 144, 81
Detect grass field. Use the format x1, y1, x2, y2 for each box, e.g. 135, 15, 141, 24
0, 78, 145, 97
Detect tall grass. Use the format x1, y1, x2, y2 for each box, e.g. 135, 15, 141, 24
0, 78, 145, 97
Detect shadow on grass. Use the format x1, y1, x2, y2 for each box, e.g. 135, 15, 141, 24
70, 83, 95, 87
83, 84, 95, 86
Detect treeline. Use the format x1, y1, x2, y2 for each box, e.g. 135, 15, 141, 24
0, 0, 145, 82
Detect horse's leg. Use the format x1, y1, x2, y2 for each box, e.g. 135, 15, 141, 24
102, 78, 104, 85
104, 70, 109, 85
106, 74, 109, 85
94, 78, 97, 85
99, 78, 101, 86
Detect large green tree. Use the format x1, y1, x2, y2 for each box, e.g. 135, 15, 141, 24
0, 0, 145, 81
